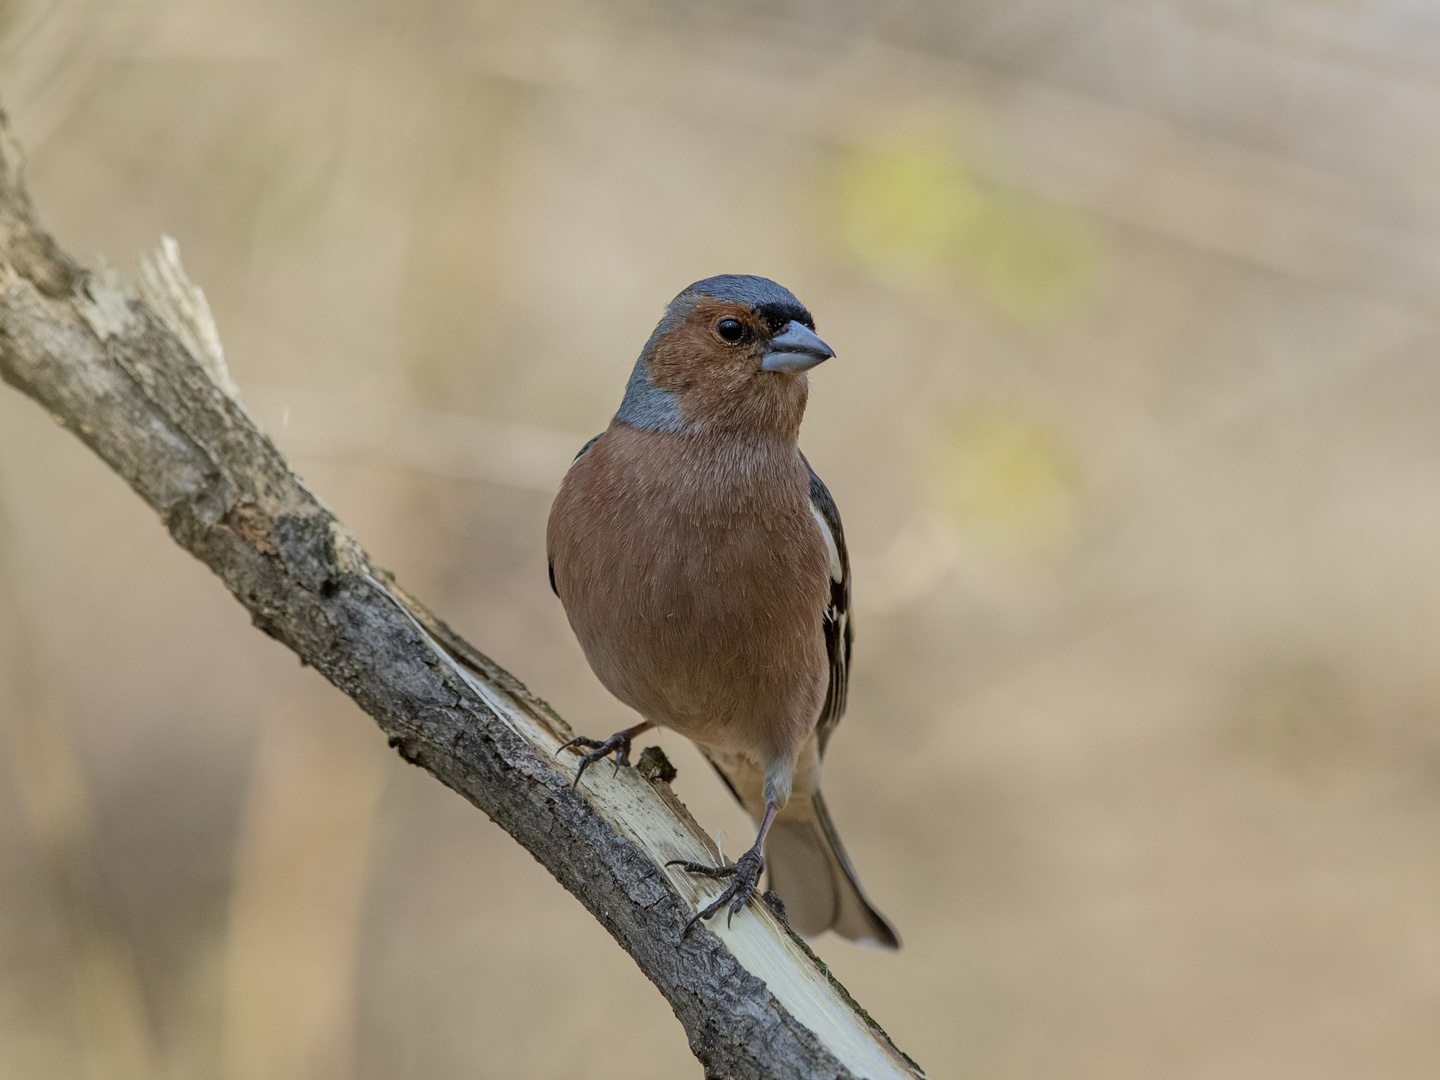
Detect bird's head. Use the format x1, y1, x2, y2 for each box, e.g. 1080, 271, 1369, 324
615, 275, 835, 438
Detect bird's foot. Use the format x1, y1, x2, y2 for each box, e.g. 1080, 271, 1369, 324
556, 729, 637, 786
667, 844, 765, 934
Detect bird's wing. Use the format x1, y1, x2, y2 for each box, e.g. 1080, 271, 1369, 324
549, 432, 605, 597
803, 456, 852, 757
570, 432, 605, 464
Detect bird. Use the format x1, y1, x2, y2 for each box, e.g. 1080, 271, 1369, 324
546, 274, 898, 949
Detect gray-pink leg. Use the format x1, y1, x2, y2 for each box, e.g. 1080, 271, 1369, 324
668, 802, 779, 934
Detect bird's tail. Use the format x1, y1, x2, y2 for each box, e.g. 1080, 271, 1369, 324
764, 792, 899, 950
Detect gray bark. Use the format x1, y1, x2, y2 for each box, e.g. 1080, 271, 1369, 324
0, 108, 923, 1080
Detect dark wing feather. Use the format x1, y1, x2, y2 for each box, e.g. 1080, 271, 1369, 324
571, 432, 605, 463
550, 433, 605, 598
804, 457, 852, 756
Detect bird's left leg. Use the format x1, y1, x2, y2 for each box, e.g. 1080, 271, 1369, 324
668, 801, 779, 933
557, 721, 655, 786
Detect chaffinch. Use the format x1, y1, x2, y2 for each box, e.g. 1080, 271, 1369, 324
547, 275, 897, 949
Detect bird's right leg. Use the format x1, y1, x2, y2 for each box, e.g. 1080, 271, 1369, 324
667, 800, 779, 933
556, 721, 655, 786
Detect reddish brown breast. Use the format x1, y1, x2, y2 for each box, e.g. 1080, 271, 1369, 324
546, 421, 830, 763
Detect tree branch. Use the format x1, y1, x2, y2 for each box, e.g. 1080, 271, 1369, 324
0, 108, 924, 1080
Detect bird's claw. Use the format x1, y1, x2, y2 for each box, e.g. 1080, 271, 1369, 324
667, 846, 765, 935
556, 731, 635, 787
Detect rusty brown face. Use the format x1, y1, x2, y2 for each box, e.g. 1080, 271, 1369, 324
617, 276, 834, 438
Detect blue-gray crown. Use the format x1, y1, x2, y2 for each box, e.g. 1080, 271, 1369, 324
683, 275, 813, 330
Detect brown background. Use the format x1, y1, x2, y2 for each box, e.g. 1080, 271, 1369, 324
3, 2, 1440, 1078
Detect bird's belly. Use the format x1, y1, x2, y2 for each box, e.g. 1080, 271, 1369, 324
562, 521, 828, 758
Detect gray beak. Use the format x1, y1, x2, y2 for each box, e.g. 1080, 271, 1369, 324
761, 320, 835, 373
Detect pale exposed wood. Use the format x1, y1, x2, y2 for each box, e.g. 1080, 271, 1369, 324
0, 107, 923, 1080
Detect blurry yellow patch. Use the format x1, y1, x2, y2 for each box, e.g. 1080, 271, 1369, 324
831, 136, 1104, 324
833, 144, 984, 280
933, 413, 1078, 552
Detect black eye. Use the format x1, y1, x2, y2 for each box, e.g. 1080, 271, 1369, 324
716, 319, 745, 343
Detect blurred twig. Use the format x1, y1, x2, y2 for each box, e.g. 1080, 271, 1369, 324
243, 385, 580, 494
0, 109, 924, 1080
0, 487, 161, 1080
224, 688, 385, 1080
0, 0, 146, 152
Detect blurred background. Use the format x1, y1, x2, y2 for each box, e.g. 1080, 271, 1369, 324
3, 1, 1440, 1077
